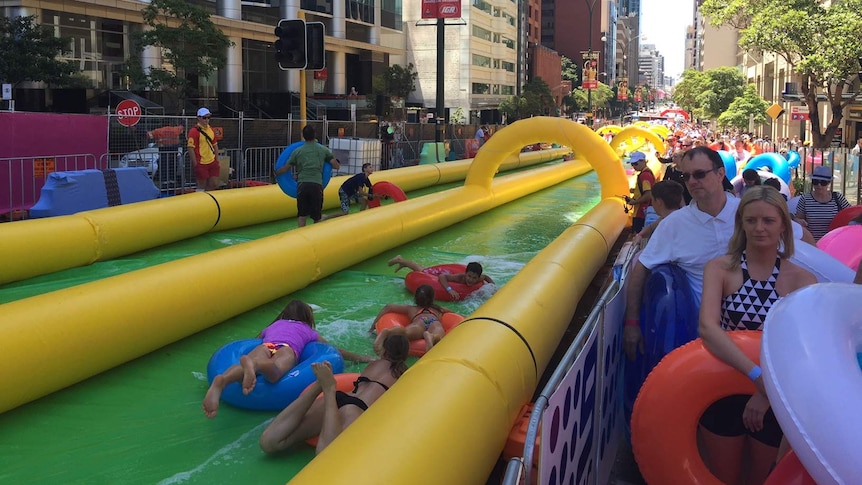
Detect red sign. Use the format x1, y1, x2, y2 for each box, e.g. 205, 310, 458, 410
790, 106, 809, 121
314, 68, 328, 80
116, 99, 142, 127
421, 0, 461, 19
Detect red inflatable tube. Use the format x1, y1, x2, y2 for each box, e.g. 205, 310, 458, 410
374, 311, 464, 357
763, 450, 816, 485
304, 372, 361, 447
367, 181, 407, 208
632, 331, 761, 485
404, 264, 485, 301
828, 205, 862, 232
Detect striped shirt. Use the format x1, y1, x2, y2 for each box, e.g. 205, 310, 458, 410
795, 192, 851, 240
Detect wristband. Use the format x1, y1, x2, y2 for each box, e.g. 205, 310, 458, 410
747, 365, 762, 382
624, 318, 639, 327
446, 286, 453, 292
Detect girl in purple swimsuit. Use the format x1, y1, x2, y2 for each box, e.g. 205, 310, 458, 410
203, 300, 373, 418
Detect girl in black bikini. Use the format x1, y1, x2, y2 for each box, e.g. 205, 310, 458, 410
369, 284, 452, 353
259, 333, 409, 455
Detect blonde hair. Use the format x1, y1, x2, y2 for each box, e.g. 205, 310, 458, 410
726, 186, 794, 268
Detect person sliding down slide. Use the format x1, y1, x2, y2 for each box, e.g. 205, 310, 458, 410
388, 255, 494, 300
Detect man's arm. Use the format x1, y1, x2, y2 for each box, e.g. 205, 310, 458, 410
623, 261, 649, 361
187, 130, 200, 166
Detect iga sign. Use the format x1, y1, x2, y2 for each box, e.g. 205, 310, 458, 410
116, 99, 142, 127
422, 0, 461, 19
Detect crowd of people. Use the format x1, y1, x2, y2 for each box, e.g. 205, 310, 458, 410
623, 133, 859, 484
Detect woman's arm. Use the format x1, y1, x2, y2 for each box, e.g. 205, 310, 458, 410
368, 303, 414, 332
316, 336, 375, 363
698, 258, 765, 393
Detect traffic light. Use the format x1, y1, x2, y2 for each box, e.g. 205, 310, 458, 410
306, 22, 326, 71
274, 19, 306, 70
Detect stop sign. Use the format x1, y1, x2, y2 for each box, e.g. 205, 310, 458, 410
116, 99, 142, 127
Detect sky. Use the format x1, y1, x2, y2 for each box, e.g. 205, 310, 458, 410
640, 0, 695, 79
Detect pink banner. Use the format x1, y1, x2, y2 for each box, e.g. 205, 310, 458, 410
421, 0, 461, 19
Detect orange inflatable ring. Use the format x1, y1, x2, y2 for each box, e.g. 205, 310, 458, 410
366, 181, 407, 208
374, 311, 464, 357
404, 264, 485, 301
304, 372, 361, 448
632, 331, 761, 485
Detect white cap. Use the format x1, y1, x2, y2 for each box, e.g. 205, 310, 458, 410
197, 107, 211, 117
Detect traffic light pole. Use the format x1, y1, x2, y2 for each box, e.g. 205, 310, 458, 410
299, 11, 307, 129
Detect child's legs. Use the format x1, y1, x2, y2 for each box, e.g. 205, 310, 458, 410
404, 322, 427, 341
427, 321, 445, 343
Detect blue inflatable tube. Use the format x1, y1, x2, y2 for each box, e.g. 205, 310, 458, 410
274, 141, 333, 198
717, 150, 737, 180
206, 339, 344, 411
744, 153, 791, 183
623, 264, 699, 439
784, 150, 801, 169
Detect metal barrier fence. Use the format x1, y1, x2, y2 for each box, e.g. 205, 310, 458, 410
1, 154, 100, 217
792, 147, 860, 205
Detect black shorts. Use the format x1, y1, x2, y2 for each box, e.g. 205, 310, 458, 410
296, 182, 323, 221
632, 216, 645, 233
699, 394, 783, 447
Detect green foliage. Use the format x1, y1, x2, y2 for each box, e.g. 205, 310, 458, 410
0, 16, 78, 87
701, 0, 862, 147
561, 56, 579, 84
381, 63, 418, 100
568, 82, 615, 111
499, 79, 557, 121
450, 107, 467, 125
126, 0, 233, 103
717, 84, 770, 129
672, 67, 745, 120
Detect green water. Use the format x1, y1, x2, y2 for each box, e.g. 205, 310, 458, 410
0, 172, 601, 485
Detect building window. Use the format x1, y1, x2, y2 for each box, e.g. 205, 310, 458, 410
502, 12, 516, 26
472, 54, 492, 68
472, 83, 491, 94
381, 0, 403, 30
492, 84, 500, 94
501, 85, 514, 95
501, 61, 515, 72
472, 25, 492, 42
501, 37, 515, 49
472, 0, 493, 15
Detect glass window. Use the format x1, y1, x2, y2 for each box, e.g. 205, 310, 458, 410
381, 0, 403, 30
472, 25, 492, 42
472, 83, 491, 94
501, 85, 514, 95
492, 84, 500, 94
501, 61, 515, 72
472, 54, 492, 68
472, 0, 492, 15
502, 12, 516, 26
502, 37, 515, 49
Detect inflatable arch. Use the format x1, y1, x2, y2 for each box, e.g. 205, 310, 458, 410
609, 126, 667, 157
466, 116, 629, 199
596, 125, 623, 136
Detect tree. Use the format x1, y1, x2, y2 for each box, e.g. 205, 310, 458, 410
498, 79, 556, 121
569, 82, 615, 113
0, 16, 78, 87
717, 84, 770, 130
672, 67, 745, 121
370, 63, 418, 119
561, 56, 579, 85
673, 69, 709, 119
701, 0, 862, 147
126, 0, 233, 107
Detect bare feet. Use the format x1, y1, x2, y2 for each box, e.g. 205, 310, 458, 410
311, 361, 337, 392
387, 255, 408, 273
202, 375, 225, 418
240, 355, 257, 395
424, 331, 435, 353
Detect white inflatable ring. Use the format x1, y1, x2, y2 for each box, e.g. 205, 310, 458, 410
761, 283, 862, 485
789, 243, 856, 283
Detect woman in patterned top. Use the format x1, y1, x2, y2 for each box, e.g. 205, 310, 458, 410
698, 186, 816, 485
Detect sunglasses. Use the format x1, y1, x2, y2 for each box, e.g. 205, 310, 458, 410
679, 168, 718, 182
199, 115, 211, 120
680, 143, 692, 147
811, 179, 830, 186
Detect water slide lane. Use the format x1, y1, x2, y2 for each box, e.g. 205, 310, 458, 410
0, 149, 567, 286
0, 169, 603, 485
